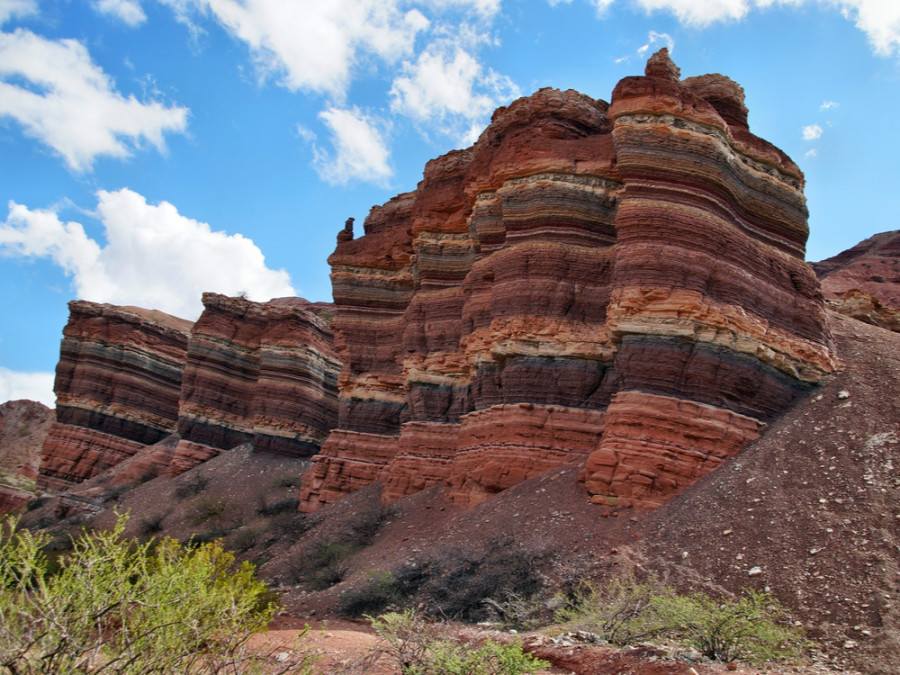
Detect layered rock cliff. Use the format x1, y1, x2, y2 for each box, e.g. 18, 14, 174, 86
39, 302, 192, 491
298, 49, 837, 512
171, 294, 340, 475
38, 295, 340, 490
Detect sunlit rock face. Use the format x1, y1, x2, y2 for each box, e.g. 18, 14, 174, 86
299, 49, 837, 512
172, 293, 341, 475
39, 295, 341, 490
38, 302, 191, 491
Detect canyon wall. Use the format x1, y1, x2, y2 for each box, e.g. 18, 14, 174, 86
38, 295, 340, 491
299, 49, 838, 512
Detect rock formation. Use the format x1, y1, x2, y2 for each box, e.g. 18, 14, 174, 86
171, 294, 340, 475
38, 295, 340, 491
299, 49, 837, 512
812, 230, 900, 332
38, 302, 192, 492
0, 400, 53, 514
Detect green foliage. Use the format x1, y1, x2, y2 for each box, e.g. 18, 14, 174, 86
0, 513, 313, 674
553, 573, 674, 645
369, 609, 548, 675
553, 574, 807, 663
652, 588, 808, 663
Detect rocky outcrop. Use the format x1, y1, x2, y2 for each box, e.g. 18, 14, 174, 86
299, 49, 837, 512
0, 400, 53, 514
39, 295, 340, 490
38, 302, 192, 491
172, 294, 340, 475
812, 230, 900, 332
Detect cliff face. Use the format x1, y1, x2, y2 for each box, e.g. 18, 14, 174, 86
39, 295, 340, 490
39, 302, 191, 491
171, 293, 340, 475
298, 49, 837, 512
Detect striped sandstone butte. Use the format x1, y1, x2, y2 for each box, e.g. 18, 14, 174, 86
298, 49, 838, 512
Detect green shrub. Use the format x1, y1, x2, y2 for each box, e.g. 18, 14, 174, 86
652, 588, 808, 663
553, 573, 674, 645
0, 513, 314, 674
369, 609, 548, 675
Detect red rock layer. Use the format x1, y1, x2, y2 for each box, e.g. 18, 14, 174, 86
811, 230, 900, 331
39, 295, 341, 489
173, 293, 340, 475
300, 49, 837, 512
38, 302, 191, 491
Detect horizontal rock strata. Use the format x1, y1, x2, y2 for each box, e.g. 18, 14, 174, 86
173, 294, 340, 475
38, 302, 191, 491
39, 295, 340, 490
300, 49, 837, 512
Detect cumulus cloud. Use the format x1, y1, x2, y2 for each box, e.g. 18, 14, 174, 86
0, 0, 35, 25
0, 367, 55, 407
0, 189, 295, 320
93, 0, 147, 26
820, 99, 839, 110
804, 148, 818, 159
160, 0, 430, 99
0, 29, 188, 171
390, 30, 520, 144
622, 1, 899, 56
313, 107, 393, 186
802, 123, 823, 140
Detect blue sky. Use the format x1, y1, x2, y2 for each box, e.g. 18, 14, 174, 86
1, 0, 898, 407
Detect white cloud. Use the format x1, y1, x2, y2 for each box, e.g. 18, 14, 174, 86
313, 107, 393, 186
93, 0, 147, 26
390, 31, 520, 144
820, 99, 839, 110
637, 30, 675, 56
589, 0, 617, 14
0, 189, 295, 320
832, 0, 900, 56
805, 148, 818, 158
161, 0, 429, 99
0, 0, 36, 25
0, 29, 188, 172
621, 1, 900, 56
802, 123, 823, 140
0, 367, 55, 407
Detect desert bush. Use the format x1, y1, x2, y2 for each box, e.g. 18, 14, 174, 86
190, 496, 225, 524
422, 539, 543, 622
0, 513, 315, 674
369, 609, 548, 675
273, 474, 305, 488
139, 511, 167, 537
340, 569, 401, 617
652, 588, 808, 663
174, 471, 209, 500
229, 526, 263, 552
256, 494, 298, 517
553, 573, 674, 645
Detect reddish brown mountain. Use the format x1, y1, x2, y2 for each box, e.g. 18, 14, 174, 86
811, 230, 900, 332
299, 48, 837, 513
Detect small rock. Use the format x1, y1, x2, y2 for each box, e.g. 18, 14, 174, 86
748, 566, 763, 576
722, 528, 733, 536
843, 640, 859, 649
838, 390, 850, 399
